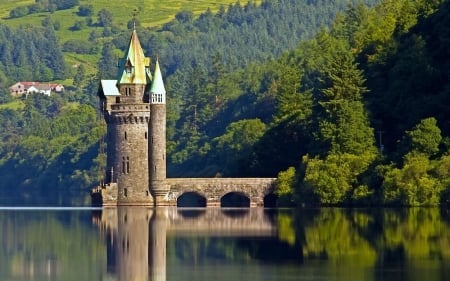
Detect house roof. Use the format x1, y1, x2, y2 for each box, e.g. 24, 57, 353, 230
20, 82, 40, 87
100, 80, 121, 96
34, 85, 52, 91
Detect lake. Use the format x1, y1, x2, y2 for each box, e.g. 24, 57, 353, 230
0, 207, 449, 281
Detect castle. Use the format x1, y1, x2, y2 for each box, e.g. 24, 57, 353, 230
91, 27, 167, 206
91, 28, 276, 207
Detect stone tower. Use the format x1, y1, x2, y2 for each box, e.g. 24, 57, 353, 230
97, 28, 154, 205
149, 59, 169, 206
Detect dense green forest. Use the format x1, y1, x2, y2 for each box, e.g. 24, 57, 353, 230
0, 0, 449, 206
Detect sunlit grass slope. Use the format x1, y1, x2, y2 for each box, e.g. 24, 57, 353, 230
0, 0, 261, 30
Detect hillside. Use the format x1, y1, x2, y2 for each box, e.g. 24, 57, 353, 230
0, 0, 260, 74
3, 0, 447, 207
0, 0, 251, 28
0, 0, 382, 206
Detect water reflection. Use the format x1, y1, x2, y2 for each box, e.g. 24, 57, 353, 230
0, 209, 105, 281
95, 207, 276, 281
1, 208, 449, 280
295, 208, 450, 281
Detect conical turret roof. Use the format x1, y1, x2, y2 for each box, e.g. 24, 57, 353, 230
150, 59, 166, 95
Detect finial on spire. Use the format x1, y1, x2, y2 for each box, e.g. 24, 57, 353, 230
132, 9, 138, 30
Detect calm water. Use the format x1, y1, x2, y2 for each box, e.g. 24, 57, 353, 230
0, 207, 449, 281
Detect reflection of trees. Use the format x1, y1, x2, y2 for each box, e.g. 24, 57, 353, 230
0, 210, 105, 281
302, 208, 377, 265
382, 208, 450, 258
294, 208, 450, 281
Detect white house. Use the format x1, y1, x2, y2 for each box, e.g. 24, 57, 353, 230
9, 82, 64, 97
26, 85, 52, 96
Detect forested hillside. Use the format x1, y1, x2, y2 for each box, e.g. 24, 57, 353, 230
0, 0, 376, 205
1, 0, 449, 206
161, 0, 450, 207
247, 0, 450, 206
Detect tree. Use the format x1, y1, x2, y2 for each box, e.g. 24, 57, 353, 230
73, 64, 86, 88
71, 20, 86, 31
299, 35, 377, 205
214, 118, 267, 174
175, 10, 194, 23
9, 6, 29, 18
406, 117, 441, 156
127, 19, 141, 30
382, 153, 443, 206
97, 8, 113, 27
275, 167, 296, 206
77, 5, 93, 17
274, 62, 312, 122
381, 118, 444, 206
97, 42, 117, 79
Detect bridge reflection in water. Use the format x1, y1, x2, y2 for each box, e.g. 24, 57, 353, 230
93, 207, 277, 281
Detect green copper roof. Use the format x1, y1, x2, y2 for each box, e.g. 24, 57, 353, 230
150, 59, 166, 95
118, 29, 151, 85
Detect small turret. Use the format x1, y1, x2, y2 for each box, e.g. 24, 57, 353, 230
149, 59, 168, 206
150, 59, 166, 104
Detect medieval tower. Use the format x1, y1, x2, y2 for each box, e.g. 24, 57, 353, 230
92, 28, 277, 208
94, 27, 167, 206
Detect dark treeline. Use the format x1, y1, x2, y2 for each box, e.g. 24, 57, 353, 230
1, 0, 450, 206
0, 93, 103, 205
9, 0, 79, 18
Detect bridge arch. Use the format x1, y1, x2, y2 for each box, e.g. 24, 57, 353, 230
220, 192, 250, 208
176, 191, 207, 208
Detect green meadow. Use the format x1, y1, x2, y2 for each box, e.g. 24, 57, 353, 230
0, 99, 24, 110
0, 1, 259, 32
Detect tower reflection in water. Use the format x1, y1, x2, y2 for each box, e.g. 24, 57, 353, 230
96, 207, 167, 281
94, 207, 276, 281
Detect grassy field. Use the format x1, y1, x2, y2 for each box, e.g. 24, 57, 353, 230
0, 0, 258, 31
0, 99, 24, 110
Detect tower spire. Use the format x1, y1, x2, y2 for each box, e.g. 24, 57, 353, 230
117, 27, 150, 85
150, 58, 166, 104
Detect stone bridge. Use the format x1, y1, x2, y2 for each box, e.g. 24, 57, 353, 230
164, 178, 277, 207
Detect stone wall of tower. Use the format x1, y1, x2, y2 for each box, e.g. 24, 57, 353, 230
149, 104, 168, 205
105, 83, 153, 205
